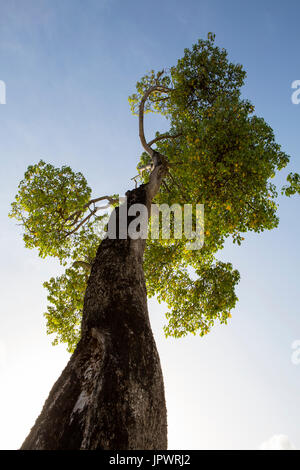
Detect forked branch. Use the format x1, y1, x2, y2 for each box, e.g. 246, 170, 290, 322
64, 195, 118, 237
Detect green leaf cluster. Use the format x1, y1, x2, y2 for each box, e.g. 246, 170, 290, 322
282, 172, 300, 196
9, 160, 92, 260
131, 34, 292, 338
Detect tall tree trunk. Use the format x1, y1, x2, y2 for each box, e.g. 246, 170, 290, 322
21, 162, 168, 450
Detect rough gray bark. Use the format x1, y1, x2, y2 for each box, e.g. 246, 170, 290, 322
21, 161, 168, 450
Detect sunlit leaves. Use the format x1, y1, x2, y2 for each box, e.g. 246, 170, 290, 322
282, 172, 300, 196
9, 160, 92, 261
132, 33, 290, 338
43, 265, 88, 353
128, 69, 172, 116
144, 236, 240, 337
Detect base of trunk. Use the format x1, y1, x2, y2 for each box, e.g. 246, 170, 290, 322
21, 328, 167, 450
21, 185, 167, 450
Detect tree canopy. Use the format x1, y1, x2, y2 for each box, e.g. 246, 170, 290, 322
10, 34, 299, 352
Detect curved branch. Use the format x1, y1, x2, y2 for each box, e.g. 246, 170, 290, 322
139, 85, 171, 158
147, 132, 182, 147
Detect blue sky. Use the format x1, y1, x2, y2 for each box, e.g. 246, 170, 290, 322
0, 0, 299, 449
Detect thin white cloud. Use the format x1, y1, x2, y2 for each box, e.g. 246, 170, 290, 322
260, 434, 296, 450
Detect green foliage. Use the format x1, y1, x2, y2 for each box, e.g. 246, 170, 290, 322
10, 34, 295, 352
9, 160, 92, 261
144, 238, 240, 338
282, 172, 300, 196
130, 34, 290, 338
43, 265, 88, 353
42, 224, 103, 351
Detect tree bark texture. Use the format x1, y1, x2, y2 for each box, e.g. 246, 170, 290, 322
21, 165, 168, 450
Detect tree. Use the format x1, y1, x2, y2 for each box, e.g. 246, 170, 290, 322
10, 34, 298, 449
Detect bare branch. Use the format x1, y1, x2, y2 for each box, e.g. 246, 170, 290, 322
95, 203, 112, 211
151, 96, 170, 103
147, 132, 182, 147
64, 207, 100, 237
139, 85, 171, 158
65, 195, 118, 227
85, 196, 118, 208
